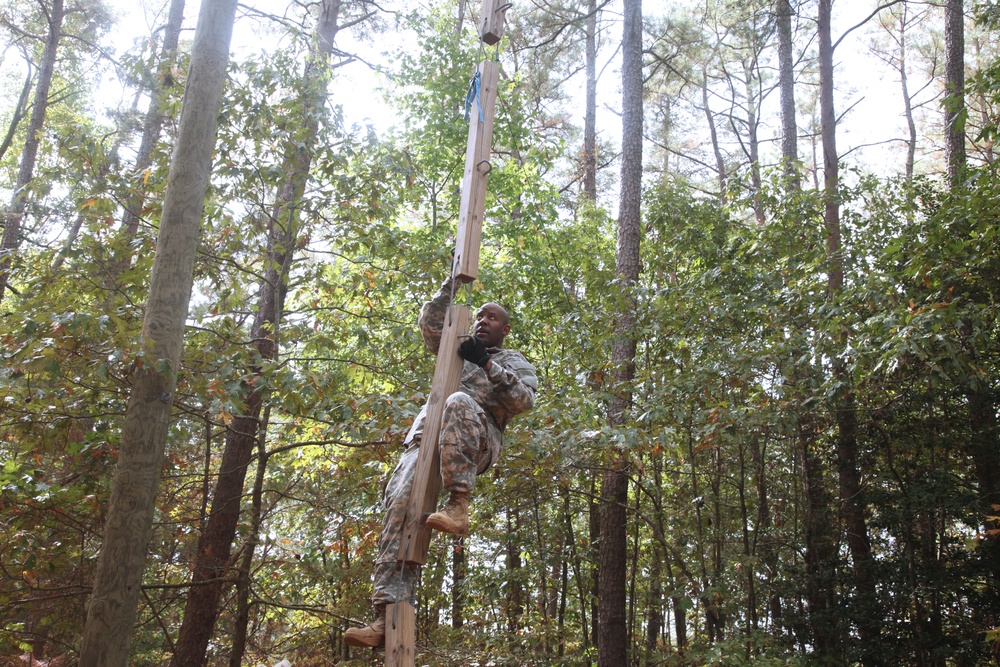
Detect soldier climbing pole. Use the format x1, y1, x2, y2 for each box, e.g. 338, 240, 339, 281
383, 1, 509, 665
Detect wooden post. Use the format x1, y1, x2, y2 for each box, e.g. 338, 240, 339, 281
452, 60, 500, 283
386, 9, 508, 667
479, 0, 510, 45
397, 306, 472, 565
384, 602, 416, 667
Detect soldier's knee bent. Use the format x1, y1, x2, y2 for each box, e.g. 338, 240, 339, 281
444, 391, 477, 413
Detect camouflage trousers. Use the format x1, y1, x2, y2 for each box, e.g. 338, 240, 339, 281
372, 392, 501, 608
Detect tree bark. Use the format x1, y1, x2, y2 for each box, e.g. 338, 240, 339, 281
0, 64, 34, 164
598, 0, 641, 664
944, 0, 965, 186
701, 65, 726, 204
811, 7, 845, 660
776, 0, 799, 189
228, 406, 270, 667
741, 62, 764, 223
169, 3, 342, 663
78, 0, 239, 664
897, 5, 917, 183
507, 512, 524, 632
583, 0, 598, 201
452, 535, 466, 628
0, 0, 65, 302
115, 0, 187, 272
819, 1, 880, 661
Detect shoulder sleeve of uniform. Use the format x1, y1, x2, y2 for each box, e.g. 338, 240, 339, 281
488, 350, 537, 416
418, 277, 454, 355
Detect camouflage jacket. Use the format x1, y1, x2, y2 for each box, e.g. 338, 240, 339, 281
404, 278, 538, 443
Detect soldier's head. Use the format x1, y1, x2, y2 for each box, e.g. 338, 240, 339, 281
474, 302, 510, 348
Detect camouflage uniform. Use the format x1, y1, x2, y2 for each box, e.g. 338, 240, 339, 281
371, 278, 538, 608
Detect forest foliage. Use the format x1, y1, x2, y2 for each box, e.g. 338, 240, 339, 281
0, 0, 999, 665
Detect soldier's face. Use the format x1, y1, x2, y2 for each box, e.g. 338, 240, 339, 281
474, 303, 510, 348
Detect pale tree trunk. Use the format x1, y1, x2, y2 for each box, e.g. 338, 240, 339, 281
115, 0, 187, 272
598, 0, 641, 664
819, 1, 881, 662
0, 65, 34, 164
740, 61, 763, 223
169, 2, 343, 663
78, 0, 239, 664
776, 0, 799, 188
53, 0, 186, 274
0, 0, 65, 302
944, 0, 965, 186
583, 0, 598, 200
898, 5, 917, 182
702, 65, 726, 204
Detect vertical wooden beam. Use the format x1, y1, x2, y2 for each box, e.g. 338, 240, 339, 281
452, 61, 499, 283
397, 306, 472, 565
386, 9, 509, 667
385, 602, 416, 667
479, 0, 510, 45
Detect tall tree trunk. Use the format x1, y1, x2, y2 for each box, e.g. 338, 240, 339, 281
0, 66, 35, 166
897, 5, 917, 183
55, 0, 185, 275
78, 0, 239, 664
507, 513, 524, 632
452, 535, 466, 628
776, 0, 799, 189
115, 0, 187, 273
808, 12, 844, 662
944, 0, 965, 186
598, 0, 641, 664
702, 65, 726, 204
749, 434, 780, 628
799, 423, 839, 657
740, 61, 764, 223
583, 0, 598, 200
943, 0, 1000, 598
589, 478, 600, 658
0, 0, 65, 302
968, 388, 1000, 587
169, 3, 342, 664
228, 405, 270, 667
738, 440, 758, 633
819, 1, 880, 662
643, 444, 664, 663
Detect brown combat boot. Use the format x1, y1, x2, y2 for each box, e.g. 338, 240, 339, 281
344, 614, 385, 648
425, 491, 470, 535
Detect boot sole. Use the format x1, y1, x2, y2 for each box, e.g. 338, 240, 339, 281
425, 515, 468, 536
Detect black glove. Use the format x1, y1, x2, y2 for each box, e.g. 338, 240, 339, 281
458, 336, 491, 367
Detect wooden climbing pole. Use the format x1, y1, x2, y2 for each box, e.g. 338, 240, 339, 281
384, 1, 509, 665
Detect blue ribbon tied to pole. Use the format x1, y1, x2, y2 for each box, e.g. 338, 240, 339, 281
464, 70, 484, 123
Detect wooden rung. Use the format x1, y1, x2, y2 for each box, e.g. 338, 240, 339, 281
384, 602, 415, 667
479, 0, 510, 45
453, 61, 499, 283
397, 305, 472, 564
